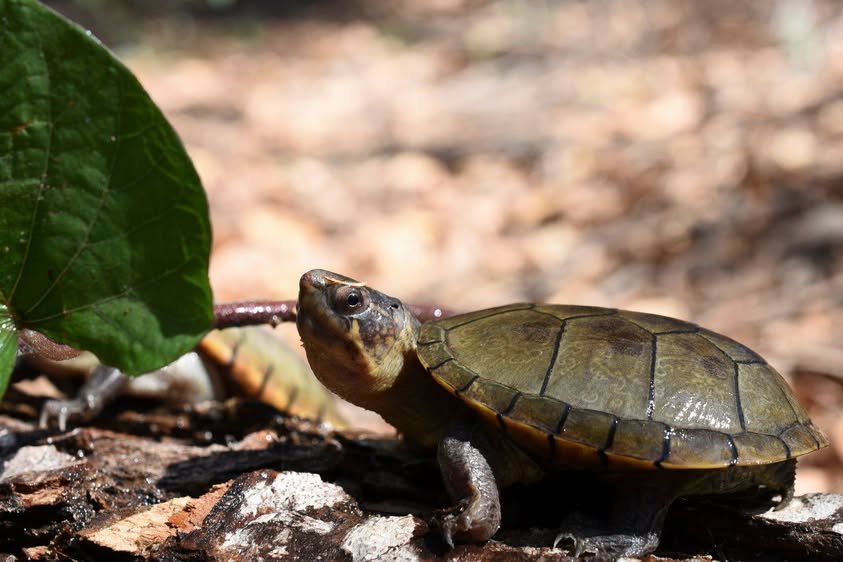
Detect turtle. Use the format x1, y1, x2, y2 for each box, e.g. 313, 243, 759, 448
30, 326, 345, 430
296, 269, 828, 558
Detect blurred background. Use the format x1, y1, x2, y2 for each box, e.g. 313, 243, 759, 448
45, 0, 843, 493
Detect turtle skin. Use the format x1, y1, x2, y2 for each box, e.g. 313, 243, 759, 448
295, 270, 827, 559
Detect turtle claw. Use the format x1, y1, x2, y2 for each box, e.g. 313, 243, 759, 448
38, 398, 75, 431
438, 513, 458, 548
432, 500, 471, 548
431, 494, 499, 548
553, 533, 604, 561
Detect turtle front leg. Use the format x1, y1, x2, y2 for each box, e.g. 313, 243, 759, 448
435, 425, 502, 546
39, 365, 128, 430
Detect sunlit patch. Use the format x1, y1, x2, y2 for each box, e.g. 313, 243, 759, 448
672, 396, 735, 431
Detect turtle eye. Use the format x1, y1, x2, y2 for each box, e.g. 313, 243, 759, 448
333, 286, 368, 315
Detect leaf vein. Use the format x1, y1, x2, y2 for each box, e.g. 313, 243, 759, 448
7, 32, 52, 306
23, 67, 126, 316
27, 258, 195, 324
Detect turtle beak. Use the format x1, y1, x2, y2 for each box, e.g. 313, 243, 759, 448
297, 270, 328, 336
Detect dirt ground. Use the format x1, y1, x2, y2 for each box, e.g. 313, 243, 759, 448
48, 0, 843, 494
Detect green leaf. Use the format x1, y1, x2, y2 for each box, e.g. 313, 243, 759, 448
0, 305, 15, 397
0, 0, 213, 381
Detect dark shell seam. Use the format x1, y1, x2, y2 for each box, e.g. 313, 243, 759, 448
646, 334, 657, 420
539, 320, 567, 396
496, 392, 522, 433
618, 317, 694, 336
726, 434, 739, 466
776, 420, 821, 450
554, 402, 573, 434
807, 425, 823, 449
227, 331, 247, 369
455, 373, 480, 394
439, 304, 534, 331
770, 374, 803, 424
733, 363, 747, 432
416, 338, 443, 346
285, 384, 299, 412
501, 392, 522, 415
531, 308, 619, 323
697, 330, 766, 365
654, 425, 673, 468
428, 356, 455, 371
597, 416, 621, 467
697, 331, 767, 368
776, 435, 793, 459
652, 328, 700, 335
600, 416, 620, 452
257, 364, 274, 400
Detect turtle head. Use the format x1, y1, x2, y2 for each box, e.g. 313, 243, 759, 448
297, 269, 420, 404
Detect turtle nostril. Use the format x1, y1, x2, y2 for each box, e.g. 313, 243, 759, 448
299, 270, 323, 292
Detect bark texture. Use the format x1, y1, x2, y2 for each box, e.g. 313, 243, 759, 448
1, 397, 841, 561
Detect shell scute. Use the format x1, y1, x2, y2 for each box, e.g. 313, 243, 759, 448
431, 360, 477, 394
433, 304, 532, 330
651, 332, 740, 433
697, 328, 764, 363
739, 362, 804, 434
508, 393, 567, 435
780, 423, 824, 457
417, 323, 446, 345
541, 314, 652, 419
532, 304, 617, 322
558, 407, 615, 449
608, 419, 667, 463
416, 339, 453, 370
664, 428, 735, 468
618, 310, 698, 334
460, 377, 518, 415
732, 432, 790, 465
442, 307, 559, 395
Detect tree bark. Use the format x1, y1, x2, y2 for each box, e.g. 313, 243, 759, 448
1, 398, 841, 561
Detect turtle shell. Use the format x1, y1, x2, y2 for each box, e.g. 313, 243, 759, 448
416, 304, 827, 470
198, 327, 346, 428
